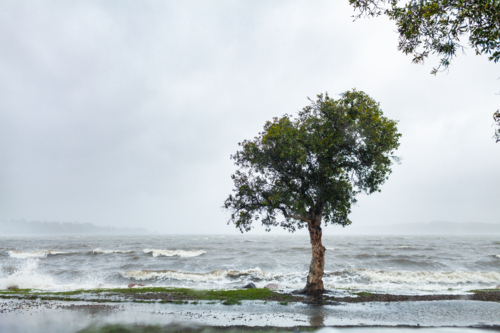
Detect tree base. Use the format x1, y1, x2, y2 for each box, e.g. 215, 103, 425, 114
291, 288, 329, 296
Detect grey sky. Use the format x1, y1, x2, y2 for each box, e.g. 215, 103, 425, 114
0, 0, 498, 234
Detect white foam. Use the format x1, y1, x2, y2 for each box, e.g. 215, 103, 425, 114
92, 249, 133, 254
0, 259, 56, 289
121, 267, 285, 282
8, 250, 67, 259
493, 254, 500, 259
143, 249, 206, 257
359, 269, 500, 284
326, 247, 339, 250
397, 246, 412, 249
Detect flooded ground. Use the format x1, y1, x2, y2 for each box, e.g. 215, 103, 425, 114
1, 299, 499, 333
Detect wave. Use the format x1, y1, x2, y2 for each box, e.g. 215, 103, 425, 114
8, 250, 67, 259
327, 268, 500, 285
397, 246, 413, 249
121, 268, 287, 282
143, 249, 206, 257
0, 259, 56, 289
92, 249, 134, 254
493, 254, 500, 259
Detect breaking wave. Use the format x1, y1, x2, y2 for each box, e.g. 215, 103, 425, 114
92, 249, 134, 254
143, 249, 206, 257
493, 254, 500, 259
326, 268, 500, 286
8, 250, 67, 259
0, 259, 56, 289
121, 267, 500, 293
121, 268, 286, 282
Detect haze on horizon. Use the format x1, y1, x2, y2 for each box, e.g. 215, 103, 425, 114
0, 1, 499, 235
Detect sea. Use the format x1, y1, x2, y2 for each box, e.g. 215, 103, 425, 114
1, 234, 499, 295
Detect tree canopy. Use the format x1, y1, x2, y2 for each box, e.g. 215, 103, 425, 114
350, 0, 500, 74
224, 89, 401, 293
224, 89, 401, 232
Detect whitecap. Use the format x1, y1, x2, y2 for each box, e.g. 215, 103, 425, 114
8, 250, 67, 259
121, 267, 287, 282
0, 259, 56, 289
342, 268, 500, 284
493, 254, 500, 259
92, 249, 133, 254
143, 249, 206, 257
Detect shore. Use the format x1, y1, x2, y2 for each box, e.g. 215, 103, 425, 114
1, 287, 500, 304
1, 288, 500, 332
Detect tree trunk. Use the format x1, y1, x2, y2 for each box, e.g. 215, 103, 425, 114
304, 215, 325, 295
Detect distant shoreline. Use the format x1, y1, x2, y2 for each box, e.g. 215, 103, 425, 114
1, 220, 500, 235
0, 219, 149, 235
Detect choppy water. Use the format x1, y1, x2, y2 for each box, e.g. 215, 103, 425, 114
1, 235, 499, 294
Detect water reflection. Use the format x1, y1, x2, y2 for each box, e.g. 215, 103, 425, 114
308, 305, 326, 326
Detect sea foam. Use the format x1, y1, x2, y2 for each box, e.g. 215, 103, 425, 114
121, 267, 284, 282
92, 249, 133, 254
8, 250, 67, 259
0, 259, 56, 289
143, 249, 206, 257
329, 268, 500, 285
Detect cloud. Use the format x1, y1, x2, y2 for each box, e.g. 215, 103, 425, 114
0, 0, 498, 233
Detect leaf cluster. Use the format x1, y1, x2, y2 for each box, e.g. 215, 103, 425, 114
350, 0, 500, 74
224, 89, 401, 232
494, 109, 500, 142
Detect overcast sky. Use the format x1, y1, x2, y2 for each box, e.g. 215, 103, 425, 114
0, 0, 499, 234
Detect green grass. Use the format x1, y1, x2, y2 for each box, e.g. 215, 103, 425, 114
468, 289, 499, 293
0, 289, 33, 294
0, 287, 294, 305
354, 292, 374, 297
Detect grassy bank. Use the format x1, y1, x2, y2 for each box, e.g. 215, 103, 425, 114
0, 287, 297, 305
1, 287, 499, 304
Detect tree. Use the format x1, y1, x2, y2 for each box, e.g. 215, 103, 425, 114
349, 0, 500, 75
223, 89, 401, 295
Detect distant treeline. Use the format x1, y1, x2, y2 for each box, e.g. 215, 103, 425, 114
337, 221, 500, 235
0, 219, 149, 235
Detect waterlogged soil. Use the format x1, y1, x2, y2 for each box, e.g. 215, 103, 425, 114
1, 288, 499, 304
327, 290, 500, 304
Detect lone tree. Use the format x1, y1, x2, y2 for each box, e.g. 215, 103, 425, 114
224, 89, 401, 295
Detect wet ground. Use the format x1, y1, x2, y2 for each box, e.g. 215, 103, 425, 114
1, 298, 500, 333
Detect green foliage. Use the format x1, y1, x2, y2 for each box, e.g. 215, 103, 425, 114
224, 89, 401, 232
494, 110, 500, 142
350, 0, 500, 74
